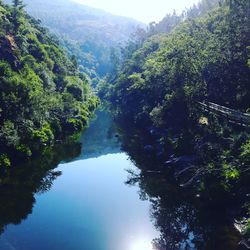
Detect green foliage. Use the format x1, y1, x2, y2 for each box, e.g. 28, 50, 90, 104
16, 144, 32, 157
12, 0, 142, 79
66, 118, 84, 134
104, 0, 250, 201
0, 154, 11, 168
0, 120, 19, 146
0, 1, 98, 166
244, 219, 250, 236
101, 2, 250, 239
109, 0, 250, 134
32, 123, 54, 145
240, 139, 250, 164
66, 83, 83, 101
222, 163, 240, 180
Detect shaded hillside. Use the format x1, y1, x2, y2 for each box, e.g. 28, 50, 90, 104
0, 0, 98, 167
5, 0, 143, 78
105, 0, 250, 242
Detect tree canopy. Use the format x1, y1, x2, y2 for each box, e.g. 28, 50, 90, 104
0, 1, 98, 167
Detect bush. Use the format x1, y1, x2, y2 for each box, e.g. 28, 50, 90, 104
240, 140, 250, 164
16, 144, 32, 157
0, 120, 20, 147
32, 123, 54, 145
65, 118, 84, 133
0, 154, 11, 168
66, 84, 83, 101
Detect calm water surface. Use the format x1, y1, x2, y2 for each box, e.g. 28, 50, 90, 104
0, 111, 244, 250
0, 154, 158, 250
0, 112, 158, 250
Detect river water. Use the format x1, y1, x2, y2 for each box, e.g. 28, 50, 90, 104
0, 112, 159, 250
0, 111, 244, 250
0, 153, 158, 250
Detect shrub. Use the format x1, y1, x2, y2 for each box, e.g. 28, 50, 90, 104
32, 123, 54, 145
66, 118, 84, 133
16, 144, 32, 157
0, 154, 11, 168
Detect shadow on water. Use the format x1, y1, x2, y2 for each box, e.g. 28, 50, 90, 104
0, 142, 82, 235
0, 110, 120, 236
122, 128, 248, 250
0, 110, 248, 249
75, 110, 121, 160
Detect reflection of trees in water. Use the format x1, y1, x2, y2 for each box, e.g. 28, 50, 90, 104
0, 111, 120, 235
0, 142, 81, 234
124, 133, 243, 250
78, 110, 120, 159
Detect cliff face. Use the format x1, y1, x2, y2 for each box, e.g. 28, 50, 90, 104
4, 0, 144, 77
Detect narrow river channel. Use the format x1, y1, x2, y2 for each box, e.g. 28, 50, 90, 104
0, 112, 158, 250
0, 111, 243, 250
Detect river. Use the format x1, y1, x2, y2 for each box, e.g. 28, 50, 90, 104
0, 111, 244, 250
0, 112, 158, 250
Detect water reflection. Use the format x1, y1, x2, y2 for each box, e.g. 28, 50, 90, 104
0, 110, 248, 249
0, 111, 158, 250
129, 238, 154, 250
0, 110, 119, 239
0, 142, 81, 235
122, 130, 246, 250
76, 110, 121, 160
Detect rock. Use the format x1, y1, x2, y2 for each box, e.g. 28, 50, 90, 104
0, 34, 18, 67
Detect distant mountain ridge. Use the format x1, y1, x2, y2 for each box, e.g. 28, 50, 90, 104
4, 0, 144, 77
19, 0, 143, 44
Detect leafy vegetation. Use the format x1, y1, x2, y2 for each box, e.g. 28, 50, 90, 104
101, 0, 250, 242
106, 0, 250, 182
0, 0, 250, 246
10, 0, 143, 81
0, 0, 98, 167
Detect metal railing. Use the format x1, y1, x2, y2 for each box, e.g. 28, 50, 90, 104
197, 101, 250, 127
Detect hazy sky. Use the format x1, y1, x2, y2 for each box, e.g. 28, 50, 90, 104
73, 0, 200, 23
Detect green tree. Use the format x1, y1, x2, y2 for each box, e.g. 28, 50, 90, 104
11, 0, 25, 34
0, 2, 98, 167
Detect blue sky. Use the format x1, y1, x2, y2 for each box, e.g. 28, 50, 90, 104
73, 0, 200, 23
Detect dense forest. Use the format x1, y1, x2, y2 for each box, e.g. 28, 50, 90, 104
101, 0, 250, 242
8, 0, 143, 83
0, 0, 250, 248
105, 0, 250, 186
0, 0, 98, 168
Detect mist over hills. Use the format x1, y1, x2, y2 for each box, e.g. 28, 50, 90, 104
20, 0, 143, 44
4, 0, 144, 78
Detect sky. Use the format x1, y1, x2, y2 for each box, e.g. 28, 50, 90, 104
73, 0, 200, 23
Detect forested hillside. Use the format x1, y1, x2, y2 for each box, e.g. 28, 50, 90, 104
0, 0, 250, 248
6, 0, 143, 80
108, 0, 250, 176
104, 0, 250, 241
0, 0, 98, 167
147, 0, 219, 36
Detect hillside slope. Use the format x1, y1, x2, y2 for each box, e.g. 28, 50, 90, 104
5, 0, 143, 78
0, 0, 98, 167
106, 0, 250, 244
107, 0, 250, 199
24, 0, 141, 44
